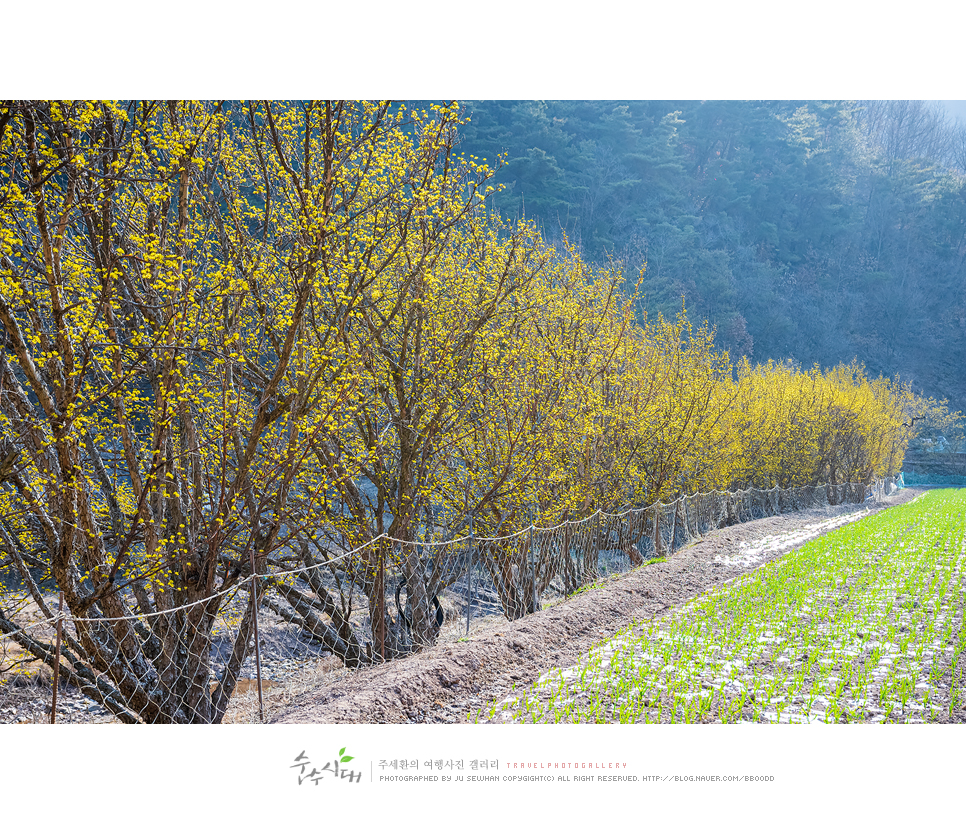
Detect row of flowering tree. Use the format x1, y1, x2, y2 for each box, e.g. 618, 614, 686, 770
0, 100, 955, 720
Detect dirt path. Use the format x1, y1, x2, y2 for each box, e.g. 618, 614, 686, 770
272, 488, 926, 724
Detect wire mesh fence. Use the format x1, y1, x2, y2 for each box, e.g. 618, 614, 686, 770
0, 479, 889, 723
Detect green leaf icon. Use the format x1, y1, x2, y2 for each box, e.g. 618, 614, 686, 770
341, 755, 354, 763
339, 747, 346, 756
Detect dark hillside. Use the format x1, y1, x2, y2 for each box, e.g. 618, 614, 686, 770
455, 100, 966, 413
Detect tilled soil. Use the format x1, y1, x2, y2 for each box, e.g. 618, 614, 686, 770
272, 488, 926, 724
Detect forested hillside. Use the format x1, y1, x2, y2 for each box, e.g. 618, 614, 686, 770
455, 100, 966, 414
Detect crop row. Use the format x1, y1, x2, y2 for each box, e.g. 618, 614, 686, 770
479, 490, 966, 723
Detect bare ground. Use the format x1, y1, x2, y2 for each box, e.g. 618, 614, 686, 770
271, 488, 928, 724
0, 488, 932, 725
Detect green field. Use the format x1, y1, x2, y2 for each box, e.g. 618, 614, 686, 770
482, 489, 966, 724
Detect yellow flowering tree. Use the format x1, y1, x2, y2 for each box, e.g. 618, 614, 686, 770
724, 359, 934, 492
0, 100, 493, 719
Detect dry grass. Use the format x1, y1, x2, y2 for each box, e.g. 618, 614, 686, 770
220, 656, 349, 723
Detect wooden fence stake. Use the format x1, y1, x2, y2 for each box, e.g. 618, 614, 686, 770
249, 550, 264, 723
50, 590, 63, 724
466, 515, 474, 637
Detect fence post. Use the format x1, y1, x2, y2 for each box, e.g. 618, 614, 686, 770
375, 543, 386, 662
652, 504, 663, 558
672, 500, 680, 549
248, 548, 264, 723
50, 590, 63, 724
529, 513, 538, 613
466, 515, 474, 637
593, 509, 601, 578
